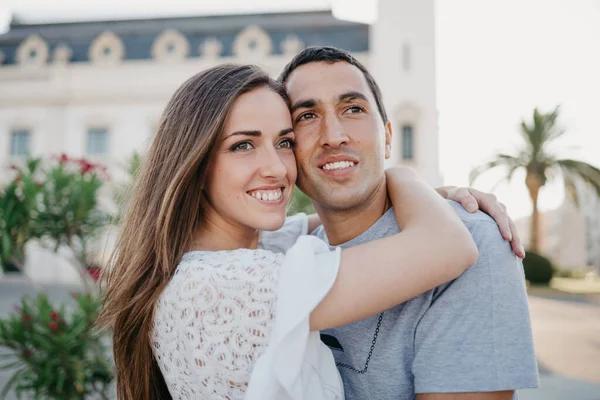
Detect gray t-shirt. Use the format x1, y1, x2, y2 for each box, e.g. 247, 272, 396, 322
312, 200, 539, 399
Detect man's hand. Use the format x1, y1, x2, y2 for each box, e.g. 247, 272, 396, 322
436, 186, 525, 259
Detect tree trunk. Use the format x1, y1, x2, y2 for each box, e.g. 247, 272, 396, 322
526, 173, 543, 252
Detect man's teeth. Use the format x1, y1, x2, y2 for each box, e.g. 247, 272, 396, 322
322, 161, 356, 170
249, 189, 283, 201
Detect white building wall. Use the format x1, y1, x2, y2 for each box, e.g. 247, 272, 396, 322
0, 5, 438, 283
369, 0, 442, 186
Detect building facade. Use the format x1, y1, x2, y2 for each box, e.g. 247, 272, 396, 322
0, 0, 441, 283
0, 0, 441, 185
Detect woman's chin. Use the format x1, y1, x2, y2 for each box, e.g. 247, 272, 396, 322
254, 215, 286, 232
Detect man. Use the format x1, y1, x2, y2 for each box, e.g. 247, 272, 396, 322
279, 47, 539, 399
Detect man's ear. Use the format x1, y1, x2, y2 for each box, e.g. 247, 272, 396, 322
384, 121, 392, 159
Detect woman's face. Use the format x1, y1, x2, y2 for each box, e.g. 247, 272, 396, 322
205, 87, 297, 232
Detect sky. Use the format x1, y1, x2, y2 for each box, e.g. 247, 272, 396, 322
2, 0, 599, 219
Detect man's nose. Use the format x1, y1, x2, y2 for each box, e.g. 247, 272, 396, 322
319, 114, 349, 149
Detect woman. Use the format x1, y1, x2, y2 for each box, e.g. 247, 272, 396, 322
100, 64, 479, 399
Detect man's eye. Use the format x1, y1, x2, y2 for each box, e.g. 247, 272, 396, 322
277, 138, 296, 149
231, 141, 254, 151
346, 106, 364, 114
297, 112, 315, 122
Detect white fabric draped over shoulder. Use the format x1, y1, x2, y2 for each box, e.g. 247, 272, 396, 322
246, 235, 343, 400
151, 214, 343, 400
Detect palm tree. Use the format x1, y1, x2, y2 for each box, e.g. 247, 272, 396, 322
470, 106, 600, 252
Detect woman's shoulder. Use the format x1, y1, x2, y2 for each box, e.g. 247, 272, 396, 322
174, 248, 284, 276
156, 249, 285, 312
167, 249, 281, 291
181, 247, 282, 262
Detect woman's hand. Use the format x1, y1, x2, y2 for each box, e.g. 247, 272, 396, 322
436, 186, 525, 259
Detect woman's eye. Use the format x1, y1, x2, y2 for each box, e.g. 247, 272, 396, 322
231, 141, 254, 151
277, 138, 296, 149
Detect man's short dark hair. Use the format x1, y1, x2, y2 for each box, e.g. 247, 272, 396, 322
278, 46, 389, 124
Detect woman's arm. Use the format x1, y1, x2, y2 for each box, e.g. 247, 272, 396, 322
309, 167, 478, 331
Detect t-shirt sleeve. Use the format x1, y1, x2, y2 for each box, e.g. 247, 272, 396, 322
258, 213, 309, 254
412, 217, 539, 394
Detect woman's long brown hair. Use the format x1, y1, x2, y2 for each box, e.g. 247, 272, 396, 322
99, 64, 290, 399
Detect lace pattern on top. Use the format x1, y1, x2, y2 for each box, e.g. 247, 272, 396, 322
151, 249, 284, 399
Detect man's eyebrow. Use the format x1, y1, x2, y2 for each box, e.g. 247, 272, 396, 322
290, 99, 316, 114
338, 91, 369, 103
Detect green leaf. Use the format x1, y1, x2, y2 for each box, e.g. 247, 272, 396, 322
1, 234, 10, 263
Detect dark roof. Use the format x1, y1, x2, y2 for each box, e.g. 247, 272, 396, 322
0, 10, 369, 64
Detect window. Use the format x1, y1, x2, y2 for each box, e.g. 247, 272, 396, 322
89, 31, 124, 64
402, 124, 414, 160
16, 34, 49, 66
10, 129, 31, 157
87, 128, 109, 155
232, 25, 272, 57
151, 30, 189, 61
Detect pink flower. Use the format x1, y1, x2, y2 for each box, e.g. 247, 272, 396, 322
50, 311, 60, 321
87, 266, 101, 281
59, 153, 69, 164
79, 159, 95, 174
49, 321, 58, 332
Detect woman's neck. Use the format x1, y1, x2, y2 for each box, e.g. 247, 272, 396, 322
190, 212, 260, 252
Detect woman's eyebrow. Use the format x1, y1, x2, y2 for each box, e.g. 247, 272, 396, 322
224, 128, 293, 139
224, 130, 261, 139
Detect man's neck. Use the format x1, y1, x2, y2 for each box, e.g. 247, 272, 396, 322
315, 178, 391, 246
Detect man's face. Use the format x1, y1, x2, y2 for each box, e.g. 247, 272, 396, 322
285, 61, 392, 211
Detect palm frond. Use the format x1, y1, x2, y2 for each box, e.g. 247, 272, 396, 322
490, 163, 522, 192
542, 106, 565, 143
469, 153, 524, 185
519, 106, 565, 162
557, 159, 600, 198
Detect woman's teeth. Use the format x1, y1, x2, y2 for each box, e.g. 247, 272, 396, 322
322, 161, 356, 170
249, 188, 283, 201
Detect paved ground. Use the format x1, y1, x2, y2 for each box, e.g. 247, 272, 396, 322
1, 276, 600, 399
518, 295, 600, 400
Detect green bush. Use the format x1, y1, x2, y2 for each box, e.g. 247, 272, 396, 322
287, 186, 315, 216
1, 155, 108, 273
0, 292, 113, 399
34, 155, 107, 262
0, 159, 42, 272
523, 251, 555, 285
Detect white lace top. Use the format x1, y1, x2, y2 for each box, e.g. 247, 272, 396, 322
151, 214, 343, 400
